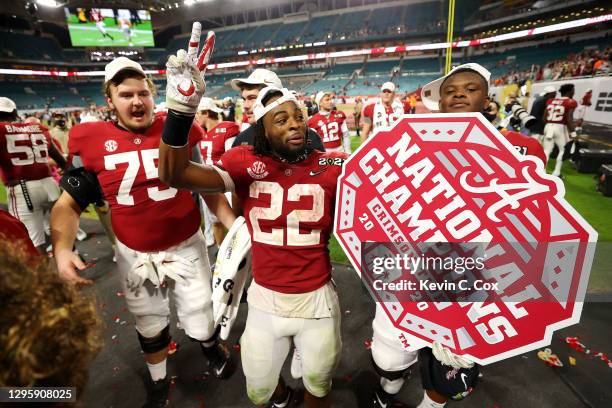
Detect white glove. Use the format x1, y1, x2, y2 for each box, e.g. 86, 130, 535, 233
129, 252, 196, 289
165, 22, 215, 114
212, 217, 252, 340
569, 131, 577, 139
432, 341, 475, 369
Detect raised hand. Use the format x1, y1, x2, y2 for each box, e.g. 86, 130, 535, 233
165, 22, 216, 114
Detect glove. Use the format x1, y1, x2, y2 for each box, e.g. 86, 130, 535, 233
569, 131, 577, 139
431, 341, 475, 369
165, 22, 215, 115
212, 217, 252, 340
129, 252, 196, 289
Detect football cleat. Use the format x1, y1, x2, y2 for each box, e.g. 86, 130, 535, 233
266, 386, 294, 408
142, 376, 169, 408
371, 388, 410, 408
202, 341, 235, 379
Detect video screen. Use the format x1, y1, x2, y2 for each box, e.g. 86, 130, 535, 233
64, 8, 154, 47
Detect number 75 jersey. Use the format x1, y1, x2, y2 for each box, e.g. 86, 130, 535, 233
218, 146, 347, 294
68, 113, 204, 252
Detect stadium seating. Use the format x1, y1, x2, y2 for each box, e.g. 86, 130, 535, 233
0, 31, 64, 61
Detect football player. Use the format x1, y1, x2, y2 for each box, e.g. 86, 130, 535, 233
230, 69, 325, 151
50, 55, 235, 407
90, 9, 114, 42
119, 17, 133, 46
543, 83, 577, 178
0, 97, 67, 253
195, 97, 240, 246
159, 23, 345, 408
309, 91, 351, 154
361, 82, 405, 142
367, 64, 499, 408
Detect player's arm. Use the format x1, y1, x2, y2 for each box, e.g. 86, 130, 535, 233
202, 193, 236, 229
567, 107, 576, 133
48, 141, 67, 170
361, 104, 372, 142
340, 119, 351, 154
50, 192, 91, 285
361, 121, 372, 143
159, 23, 232, 193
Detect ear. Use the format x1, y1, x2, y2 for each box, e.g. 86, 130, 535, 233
106, 96, 115, 111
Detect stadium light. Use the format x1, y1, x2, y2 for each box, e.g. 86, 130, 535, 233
36, 0, 60, 7
184, 0, 195, 5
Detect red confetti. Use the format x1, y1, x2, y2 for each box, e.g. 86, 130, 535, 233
565, 337, 612, 368
168, 341, 178, 355
364, 339, 372, 350
116, 291, 125, 297
233, 344, 240, 351
113, 316, 120, 323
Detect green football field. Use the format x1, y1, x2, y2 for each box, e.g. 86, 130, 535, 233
66, 17, 154, 47
2, 144, 610, 291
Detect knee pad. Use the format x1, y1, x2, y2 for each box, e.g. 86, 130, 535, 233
137, 325, 171, 354
419, 348, 479, 401
371, 355, 410, 381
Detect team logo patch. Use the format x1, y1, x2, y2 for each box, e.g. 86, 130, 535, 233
105, 140, 118, 152
133, 137, 142, 145
247, 161, 269, 179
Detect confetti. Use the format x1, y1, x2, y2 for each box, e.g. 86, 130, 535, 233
120, 320, 127, 325
168, 341, 178, 355
565, 336, 612, 368
537, 348, 563, 367
111, 334, 117, 340
116, 291, 125, 297
364, 339, 372, 350
344, 310, 351, 315
341, 374, 353, 383
569, 356, 576, 365
113, 316, 120, 323
233, 344, 241, 351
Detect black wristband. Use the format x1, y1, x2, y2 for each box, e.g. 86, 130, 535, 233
162, 109, 195, 147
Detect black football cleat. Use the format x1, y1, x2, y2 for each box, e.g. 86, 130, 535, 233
142, 376, 170, 408
202, 341, 235, 379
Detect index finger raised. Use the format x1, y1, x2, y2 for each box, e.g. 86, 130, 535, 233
187, 22, 202, 60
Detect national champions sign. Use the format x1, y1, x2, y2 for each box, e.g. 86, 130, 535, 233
334, 113, 597, 365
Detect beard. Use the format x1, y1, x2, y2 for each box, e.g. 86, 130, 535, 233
269, 134, 309, 163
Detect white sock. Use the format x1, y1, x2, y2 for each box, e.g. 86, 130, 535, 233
380, 377, 404, 394
417, 390, 446, 408
146, 359, 167, 382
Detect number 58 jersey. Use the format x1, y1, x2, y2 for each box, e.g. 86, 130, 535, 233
68, 113, 204, 252
218, 146, 347, 294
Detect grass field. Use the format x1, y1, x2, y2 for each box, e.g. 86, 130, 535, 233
66, 17, 154, 47
2, 138, 610, 290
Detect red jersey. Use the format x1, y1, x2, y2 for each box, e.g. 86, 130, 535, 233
0, 209, 39, 257
218, 147, 347, 294
0, 122, 53, 184
68, 113, 204, 252
307, 110, 347, 149
199, 121, 240, 165
545, 97, 577, 125
91, 10, 103, 22
501, 130, 547, 165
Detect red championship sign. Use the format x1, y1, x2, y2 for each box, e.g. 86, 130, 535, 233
334, 113, 597, 365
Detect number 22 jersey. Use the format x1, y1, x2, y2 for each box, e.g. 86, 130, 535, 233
218, 146, 347, 294
68, 113, 204, 252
